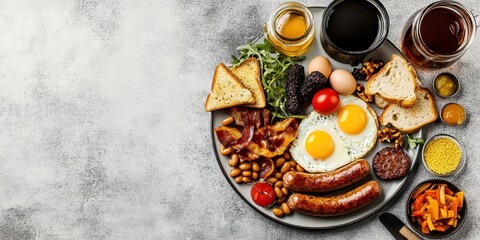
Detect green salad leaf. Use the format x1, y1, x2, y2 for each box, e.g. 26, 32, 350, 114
404, 134, 425, 149
233, 39, 305, 121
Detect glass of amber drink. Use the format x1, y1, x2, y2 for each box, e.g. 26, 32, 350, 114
401, 1, 479, 69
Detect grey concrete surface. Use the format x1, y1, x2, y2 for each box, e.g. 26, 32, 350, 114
0, 0, 478, 239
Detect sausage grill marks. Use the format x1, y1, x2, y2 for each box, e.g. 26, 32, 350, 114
283, 159, 370, 193
287, 180, 382, 217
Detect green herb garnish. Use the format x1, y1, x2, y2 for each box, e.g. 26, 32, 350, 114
233, 39, 305, 121
405, 134, 425, 149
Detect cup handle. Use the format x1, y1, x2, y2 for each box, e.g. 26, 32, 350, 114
472, 10, 480, 28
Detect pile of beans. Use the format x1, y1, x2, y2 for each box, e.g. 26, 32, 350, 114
268, 153, 303, 217
219, 116, 304, 218
228, 153, 260, 184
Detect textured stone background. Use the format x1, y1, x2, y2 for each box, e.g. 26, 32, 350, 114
0, 0, 478, 239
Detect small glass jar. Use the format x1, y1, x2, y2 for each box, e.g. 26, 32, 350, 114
263, 2, 315, 57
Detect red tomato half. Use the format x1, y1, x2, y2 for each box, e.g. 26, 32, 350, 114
250, 182, 276, 207
312, 88, 341, 115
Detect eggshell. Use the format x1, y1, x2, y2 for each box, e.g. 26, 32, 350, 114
329, 69, 356, 95
308, 56, 332, 78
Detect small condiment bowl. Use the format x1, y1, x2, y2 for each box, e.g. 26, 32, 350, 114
440, 103, 467, 126
432, 72, 460, 98
406, 179, 467, 239
422, 134, 466, 177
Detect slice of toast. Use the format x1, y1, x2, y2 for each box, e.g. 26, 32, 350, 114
231, 58, 266, 108
379, 88, 438, 133
374, 73, 424, 109
205, 63, 255, 112
374, 94, 389, 109
366, 54, 418, 108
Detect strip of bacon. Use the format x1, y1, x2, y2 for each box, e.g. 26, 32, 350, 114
230, 111, 255, 151
215, 117, 298, 161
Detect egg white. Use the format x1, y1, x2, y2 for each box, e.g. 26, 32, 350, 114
289, 111, 352, 173
336, 95, 378, 160
289, 95, 378, 173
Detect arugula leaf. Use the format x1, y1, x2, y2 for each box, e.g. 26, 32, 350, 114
232, 39, 305, 121
404, 134, 425, 149
232, 55, 239, 65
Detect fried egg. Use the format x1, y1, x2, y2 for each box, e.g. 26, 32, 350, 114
336, 95, 378, 160
289, 95, 378, 173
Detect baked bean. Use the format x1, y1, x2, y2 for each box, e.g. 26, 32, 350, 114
230, 168, 241, 177
252, 162, 260, 172
252, 172, 259, 180
221, 116, 234, 126
239, 159, 247, 165
273, 208, 284, 217
234, 176, 243, 183
242, 176, 251, 183
242, 171, 252, 177
275, 187, 283, 199
288, 161, 296, 168
281, 203, 291, 215
239, 163, 252, 171
283, 152, 291, 160
228, 154, 239, 167
275, 172, 283, 179
275, 157, 286, 168
220, 145, 232, 155
280, 162, 291, 174
296, 164, 304, 172
290, 167, 295, 171
267, 177, 278, 185
274, 181, 283, 188
277, 196, 286, 204
281, 187, 288, 196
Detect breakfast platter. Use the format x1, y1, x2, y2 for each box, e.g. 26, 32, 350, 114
211, 6, 422, 229
206, 1, 468, 236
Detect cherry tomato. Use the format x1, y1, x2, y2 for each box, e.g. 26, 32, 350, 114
312, 88, 341, 115
251, 182, 276, 207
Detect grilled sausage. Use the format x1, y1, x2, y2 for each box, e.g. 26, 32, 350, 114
287, 180, 382, 217
283, 159, 370, 193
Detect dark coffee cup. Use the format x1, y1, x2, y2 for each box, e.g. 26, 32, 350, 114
320, 0, 390, 66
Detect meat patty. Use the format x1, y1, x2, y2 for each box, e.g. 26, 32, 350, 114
372, 147, 411, 180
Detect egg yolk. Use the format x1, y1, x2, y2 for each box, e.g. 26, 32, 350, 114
305, 130, 334, 160
337, 105, 367, 134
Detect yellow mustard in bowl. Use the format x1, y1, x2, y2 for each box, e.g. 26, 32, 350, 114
424, 137, 462, 175
433, 73, 459, 97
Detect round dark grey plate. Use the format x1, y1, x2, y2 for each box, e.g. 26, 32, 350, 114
211, 7, 422, 229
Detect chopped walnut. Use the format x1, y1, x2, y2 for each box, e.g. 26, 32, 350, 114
393, 137, 404, 149
355, 83, 373, 103
352, 59, 385, 80
377, 127, 404, 148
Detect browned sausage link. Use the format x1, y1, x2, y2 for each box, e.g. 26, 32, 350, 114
287, 180, 382, 217
283, 159, 370, 193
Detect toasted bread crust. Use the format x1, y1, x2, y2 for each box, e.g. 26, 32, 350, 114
205, 63, 255, 112
374, 94, 389, 109
379, 87, 438, 133
366, 54, 417, 108
231, 58, 266, 108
